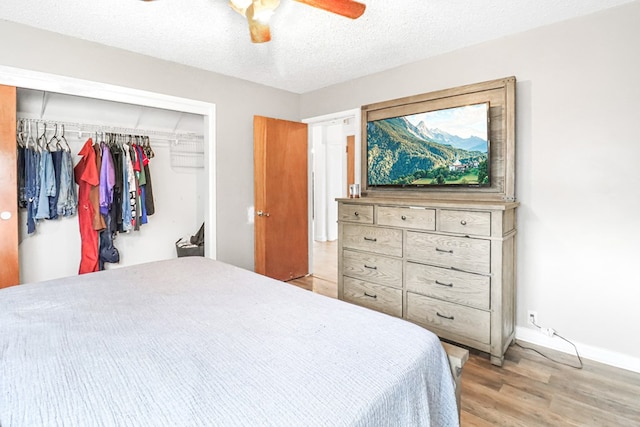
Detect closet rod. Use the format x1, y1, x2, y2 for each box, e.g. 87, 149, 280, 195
16, 117, 204, 144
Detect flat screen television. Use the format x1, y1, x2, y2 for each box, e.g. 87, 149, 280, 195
367, 102, 490, 188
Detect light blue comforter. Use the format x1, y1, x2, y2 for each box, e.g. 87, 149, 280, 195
0, 257, 458, 426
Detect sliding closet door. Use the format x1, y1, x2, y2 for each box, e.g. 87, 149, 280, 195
0, 84, 19, 288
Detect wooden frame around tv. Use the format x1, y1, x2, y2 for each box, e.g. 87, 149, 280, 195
361, 76, 516, 202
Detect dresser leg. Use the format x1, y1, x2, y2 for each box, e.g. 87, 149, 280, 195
490, 354, 504, 366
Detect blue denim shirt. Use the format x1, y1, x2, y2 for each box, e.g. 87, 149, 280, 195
34, 150, 56, 220
56, 150, 77, 217
25, 148, 40, 234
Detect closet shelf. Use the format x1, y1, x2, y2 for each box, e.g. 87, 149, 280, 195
170, 139, 205, 169
16, 117, 204, 145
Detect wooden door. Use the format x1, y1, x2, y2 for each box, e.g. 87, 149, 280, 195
0, 85, 19, 288
346, 135, 355, 194
254, 116, 308, 281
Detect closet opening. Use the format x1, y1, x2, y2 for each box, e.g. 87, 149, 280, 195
0, 65, 216, 285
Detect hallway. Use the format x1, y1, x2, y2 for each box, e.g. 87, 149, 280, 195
286, 240, 337, 298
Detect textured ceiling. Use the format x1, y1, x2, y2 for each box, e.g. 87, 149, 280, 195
0, 0, 635, 93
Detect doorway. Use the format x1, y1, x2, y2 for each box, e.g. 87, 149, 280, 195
302, 108, 360, 295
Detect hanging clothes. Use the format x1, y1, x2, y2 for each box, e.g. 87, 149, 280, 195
74, 138, 100, 274
123, 142, 136, 231
128, 144, 140, 230
143, 157, 155, 216
98, 213, 119, 270
120, 142, 133, 233
34, 150, 55, 220
48, 150, 63, 220
17, 145, 27, 209
17, 120, 77, 233
24, 147, 40, 234
109, 141, 124, 232
134, 144, 148, 225
98, 140, 119, 271
16, 122, 160, 274
143, 137, 155, 216
91, 142, 106, 232
99, 142, 115, 216
57, 150, 77, 217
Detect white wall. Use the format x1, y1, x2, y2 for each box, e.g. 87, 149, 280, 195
301, 2, 640, 370
0, 20, 300, 272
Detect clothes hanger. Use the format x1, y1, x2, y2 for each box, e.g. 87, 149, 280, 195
144, 136, 155, 159
47, 123, 61, 152
16, 120, 25, 148
26, 121, 36, 151
36, 121, 47, 153
60, 124, 71, 152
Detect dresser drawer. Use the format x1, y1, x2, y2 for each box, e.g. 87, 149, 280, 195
339, 203, 374, 224
406, 292, 490, 344
343, 249, 402, 288
377, 206, 435, 231
342, 224, 402, 257
439, 210, 491, 236
406, 262, 489, 309
406, 231, 490, 274
343, 277, 402, 317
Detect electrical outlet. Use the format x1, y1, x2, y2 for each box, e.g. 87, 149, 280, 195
527, 310, 538, 326
247, 206, 255, 224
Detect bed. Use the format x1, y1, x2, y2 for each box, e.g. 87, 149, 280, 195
0, 257, 459, 426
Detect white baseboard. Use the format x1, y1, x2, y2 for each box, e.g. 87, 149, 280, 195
515, 327, 640, 374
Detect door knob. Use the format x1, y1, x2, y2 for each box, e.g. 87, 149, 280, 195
0, 211, 12, 220
257, 210, 270, 217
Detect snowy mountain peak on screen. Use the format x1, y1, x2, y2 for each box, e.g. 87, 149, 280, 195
416, 121, 487, 153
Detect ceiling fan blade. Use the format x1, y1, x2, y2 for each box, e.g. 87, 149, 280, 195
248, 21, 272, 43
247, 3, 272, 43
293, 0, 365, 19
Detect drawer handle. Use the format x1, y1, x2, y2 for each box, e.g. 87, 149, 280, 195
436, 312, 455, 320
435, 248, 453, 254
364, 292, 377, 299
364, 264, 378, 270
460, 220, 467, 225
363, 237, 378, 242
435, 280, 453, 287
401, 215, 407, 220
354, 212, 359, 217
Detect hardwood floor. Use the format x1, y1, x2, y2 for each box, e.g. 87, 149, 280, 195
287, 240, 337, 299
461, 344, 640, 426
286, 241, 640, 426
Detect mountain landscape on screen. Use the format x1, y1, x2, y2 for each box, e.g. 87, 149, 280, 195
367, 104, 489, 186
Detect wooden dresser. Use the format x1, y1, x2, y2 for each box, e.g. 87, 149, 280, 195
337, 197, 518, 366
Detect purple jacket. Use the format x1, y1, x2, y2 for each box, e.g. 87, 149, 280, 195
99, 143, 116, 215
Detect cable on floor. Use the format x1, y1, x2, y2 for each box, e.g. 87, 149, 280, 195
515, 322, 583, 369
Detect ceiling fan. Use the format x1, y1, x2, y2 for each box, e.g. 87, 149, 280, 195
142, 0, 366, 44
230, 0, 366, 43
